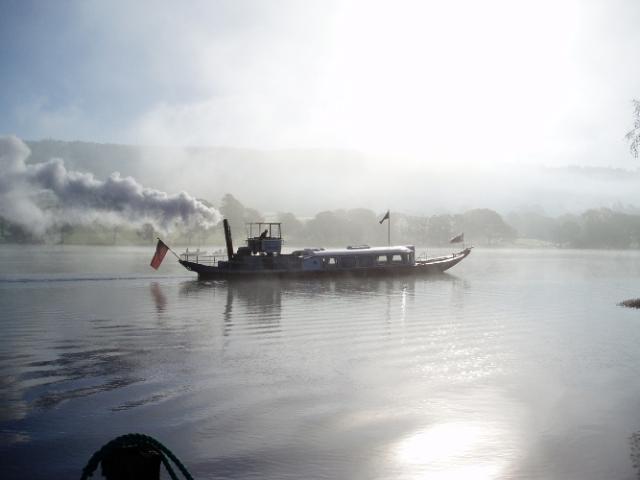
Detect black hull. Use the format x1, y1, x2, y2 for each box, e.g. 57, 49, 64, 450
180, 248, 471, 280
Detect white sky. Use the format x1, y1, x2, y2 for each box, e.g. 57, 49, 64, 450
2, 0, 640, 169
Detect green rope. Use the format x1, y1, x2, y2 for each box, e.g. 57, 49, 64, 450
80, 433, 194, 480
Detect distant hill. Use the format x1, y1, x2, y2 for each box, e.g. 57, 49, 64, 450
544, 165, 640, 181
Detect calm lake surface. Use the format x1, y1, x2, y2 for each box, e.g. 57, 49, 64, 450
1, 245, 640, 479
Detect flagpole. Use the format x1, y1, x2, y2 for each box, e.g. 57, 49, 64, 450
388, 213, 390, 246
158, 237, 181, 260
379, 210, 390, 245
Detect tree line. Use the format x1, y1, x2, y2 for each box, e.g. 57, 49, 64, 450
216, 194, 640, 249
2, 192, 640, 249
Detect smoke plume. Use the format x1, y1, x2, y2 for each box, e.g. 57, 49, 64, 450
0, 135, 221, 235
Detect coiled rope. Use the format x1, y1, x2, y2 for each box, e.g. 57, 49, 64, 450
80, 433, 194, 480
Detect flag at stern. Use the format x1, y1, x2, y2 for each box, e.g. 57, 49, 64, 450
150, 239, 170, 270
450, 233, 464, 244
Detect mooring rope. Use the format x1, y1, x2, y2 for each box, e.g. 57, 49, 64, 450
80, 433, 194, 480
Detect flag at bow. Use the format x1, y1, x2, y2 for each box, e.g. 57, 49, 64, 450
379, 210, 390, 224
450, 233, 464, 244
150, 239, 170, 270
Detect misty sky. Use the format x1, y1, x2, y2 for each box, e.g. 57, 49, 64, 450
1, 0, 640, 169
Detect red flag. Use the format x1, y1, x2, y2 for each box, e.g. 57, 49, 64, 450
150, 239, 169, 270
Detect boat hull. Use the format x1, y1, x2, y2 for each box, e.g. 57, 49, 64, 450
180, 248, 472, 280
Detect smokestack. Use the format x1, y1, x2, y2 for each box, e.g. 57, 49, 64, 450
223, 219, 234, 260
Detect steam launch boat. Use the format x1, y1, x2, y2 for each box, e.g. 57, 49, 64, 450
177, 220, 471, 279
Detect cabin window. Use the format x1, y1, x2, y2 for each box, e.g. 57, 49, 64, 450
340, 256, 356, 268
357, 256, 374, 267
376, 255, 388, 264
392, 254, 403, 263
324, 257, 338, 268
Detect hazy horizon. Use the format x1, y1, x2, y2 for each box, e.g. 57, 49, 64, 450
18, 137, 640, 220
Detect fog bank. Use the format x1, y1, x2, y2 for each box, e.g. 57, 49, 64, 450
0, 136, 220, 235
24, 139, 640, 218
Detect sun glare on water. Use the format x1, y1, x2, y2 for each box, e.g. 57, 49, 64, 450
393, 421, 509, 480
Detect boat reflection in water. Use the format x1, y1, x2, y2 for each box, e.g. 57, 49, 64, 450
178, 274, 469, 334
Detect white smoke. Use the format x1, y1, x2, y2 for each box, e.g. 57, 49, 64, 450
0, 135, 221, 235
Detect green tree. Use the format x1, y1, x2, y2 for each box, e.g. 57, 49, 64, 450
219, 194, 264, 240
553, 218, 582, 247
506, 211, 557, 242
112, 225, 120, 245
220, 193, 245, 227
303, 211, 350, 245
244, 208, 264, 222
60, 223, 73, 244
581, 208, 638, 249
345, 208, 381, 245
137, 223, 156, 243
0, 218, 36, 243
456, 209, 516, 246
277, 212, 304, 242
426, 214, 453, 246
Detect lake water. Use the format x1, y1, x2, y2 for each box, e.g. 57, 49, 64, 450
1, 245, 640, 479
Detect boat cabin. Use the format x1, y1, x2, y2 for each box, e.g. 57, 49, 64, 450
293, 245, 416, 272
245, 222, 283, 255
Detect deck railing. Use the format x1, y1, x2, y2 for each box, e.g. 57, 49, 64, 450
180, 251, 228, 266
